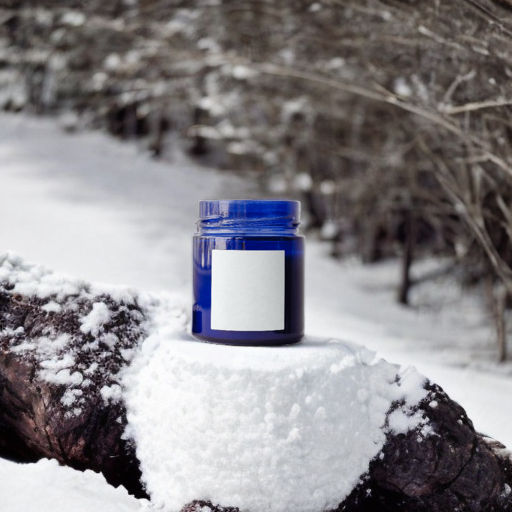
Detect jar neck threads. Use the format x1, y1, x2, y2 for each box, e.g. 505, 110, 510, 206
196, 200, 301, 236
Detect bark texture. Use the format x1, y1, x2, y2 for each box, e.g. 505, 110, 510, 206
0, 267, 147, 497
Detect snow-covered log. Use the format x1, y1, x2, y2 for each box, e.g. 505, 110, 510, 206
0, 254, 148, 496
0, 254, 510, 512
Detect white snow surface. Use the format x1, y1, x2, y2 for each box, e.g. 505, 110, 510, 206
123, 303, 428, 512
80, 301, 113, 336
0, 458, 146, 512
0, 251, 138, 303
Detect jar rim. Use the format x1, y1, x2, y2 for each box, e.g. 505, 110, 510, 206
199, 199, 300, 222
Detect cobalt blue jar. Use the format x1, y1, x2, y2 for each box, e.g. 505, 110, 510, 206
192, 199, 304, 345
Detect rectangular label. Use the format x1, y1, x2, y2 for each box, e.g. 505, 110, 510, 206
211, 249, 285, 331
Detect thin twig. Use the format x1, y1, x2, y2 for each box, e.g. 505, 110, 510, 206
441, 99, 512, 115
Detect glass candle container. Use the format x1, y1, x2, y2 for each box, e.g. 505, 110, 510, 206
192, 199, 304, 345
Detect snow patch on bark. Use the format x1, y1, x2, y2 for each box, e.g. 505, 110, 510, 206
0, 252, 137, 303
80, 302, 112, 336
0, 253, 147, 416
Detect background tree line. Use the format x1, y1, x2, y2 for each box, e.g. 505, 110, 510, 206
2, 0, 512, 360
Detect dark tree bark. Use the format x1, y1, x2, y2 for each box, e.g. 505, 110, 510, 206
494, 285, 508, 363
0, 269, 148, 497
0, 258, 511, 511
398, 210, 416, 306
485, 279, 509, 363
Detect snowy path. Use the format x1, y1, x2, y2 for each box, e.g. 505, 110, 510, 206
1, 112, 511, 464
0, 114, 244, 292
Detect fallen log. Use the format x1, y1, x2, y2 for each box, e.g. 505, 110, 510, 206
0, 254, 147, 497
0, 253, 510, 511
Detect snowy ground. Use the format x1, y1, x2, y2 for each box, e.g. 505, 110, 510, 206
1, 113, 511, 510
0, 458, 147, 512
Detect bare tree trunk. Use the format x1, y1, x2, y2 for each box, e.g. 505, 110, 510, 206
398, 211, 416, 306
495, 284, 507, 363
485, 279, 508, 363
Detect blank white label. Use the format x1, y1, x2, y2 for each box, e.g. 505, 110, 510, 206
211, 249, 285, 331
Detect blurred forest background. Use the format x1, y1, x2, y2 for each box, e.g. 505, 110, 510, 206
1, 0, 512, 360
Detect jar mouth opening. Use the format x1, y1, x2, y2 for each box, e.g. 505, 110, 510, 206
199, 199, 301, 222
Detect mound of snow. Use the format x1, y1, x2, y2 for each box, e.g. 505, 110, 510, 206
0, 458, 145, 512
124, 310, 428, 512
0, 252, 138, 302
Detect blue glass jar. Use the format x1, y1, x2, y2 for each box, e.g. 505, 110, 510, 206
192, 199, 304, 345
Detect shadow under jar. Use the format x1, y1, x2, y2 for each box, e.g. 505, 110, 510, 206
192, 199, 304, 345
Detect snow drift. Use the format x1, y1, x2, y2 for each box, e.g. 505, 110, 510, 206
123, 330, 428, 512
